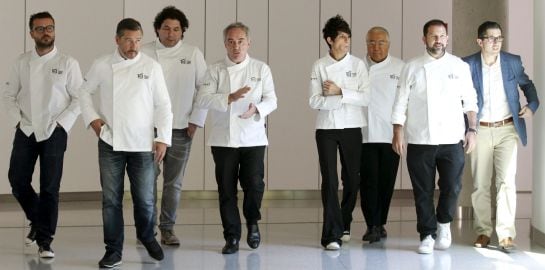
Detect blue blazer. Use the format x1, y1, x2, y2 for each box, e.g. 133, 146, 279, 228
463, 51, 539, 146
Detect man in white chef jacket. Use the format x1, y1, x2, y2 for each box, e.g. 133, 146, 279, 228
2, 11, 82, 259
343, 26, 405, 243
392, 19, 478, 254
196, 22, 277, 254
141, 5, 207, 246
309, 15, 370, 250
79, 18, 172, 268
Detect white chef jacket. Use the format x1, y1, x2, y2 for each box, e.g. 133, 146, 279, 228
3, 46, 82, 142
391, 52, 478, 145
141, 39, 208, 128
362, 55, 404, 143
79, 50, 173, 151
196, 54, 277, 147
309, 53, 370, 129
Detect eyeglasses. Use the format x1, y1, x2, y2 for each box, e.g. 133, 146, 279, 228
33, 25, 55, 33
481, 36, 504, 43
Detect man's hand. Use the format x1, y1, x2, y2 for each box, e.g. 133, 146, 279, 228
90, 119, 105, 137
187, 123, 198, 139
228, 86, 251, 104
392, 124, 404, 156
239, 103, 257, 119
154, 142, 168, 163
519, 105, 534, 119
463, 131, 477, 154
322, 80, 342, 96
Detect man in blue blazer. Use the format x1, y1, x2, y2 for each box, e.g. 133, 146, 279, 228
462, 21, 539, 250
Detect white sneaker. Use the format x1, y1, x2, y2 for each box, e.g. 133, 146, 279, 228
38, 244, 55, 258
418, 235, 435, 254
435, 222, 451, 250
340, 231, 351, 242
325, 242, 340, 250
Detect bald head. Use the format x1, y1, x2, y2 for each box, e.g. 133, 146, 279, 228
366, 26, 390, 63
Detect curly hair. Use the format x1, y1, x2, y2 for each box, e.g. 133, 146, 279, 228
153, 6, 189, 37
322, 15, 351, 49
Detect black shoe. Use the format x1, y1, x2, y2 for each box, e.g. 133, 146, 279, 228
362, 226, 380, 243
142, 239, 164, 261
247, 224, 261, 249
222, 238, 239, 254
98, 251, 122, 268
26, 224, 37, 245
380, 225, 387, 238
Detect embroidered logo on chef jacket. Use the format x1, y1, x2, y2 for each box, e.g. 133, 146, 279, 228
345, 71, 357, 77
180, 58, 192, 64
448, 73, 459, 80
250, 77, 261, 82
137, 73, 150, 79
390, 74, 400, 80
51, 68, 63, 75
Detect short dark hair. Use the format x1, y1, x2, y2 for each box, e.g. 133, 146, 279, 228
322, 15, 351, 48
29, 11, 54, 30
477, 21, 502, 38
423, 19, 448, 36
153, 6, 189, 37
116, 18, 142, 37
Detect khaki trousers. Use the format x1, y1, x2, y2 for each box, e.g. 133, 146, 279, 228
469, 124, 518, 240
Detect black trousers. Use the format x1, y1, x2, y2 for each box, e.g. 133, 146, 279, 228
211, 146, 266, 241
8, 127, 67, 246
406, 142, 464, 240
316, 128, 361, 247
360, 143, 400, 228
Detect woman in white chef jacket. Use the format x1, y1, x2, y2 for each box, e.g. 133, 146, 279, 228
309, 15, 370, 250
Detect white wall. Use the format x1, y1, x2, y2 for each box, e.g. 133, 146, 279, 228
0, 0, 535, 195
532, 0, 545, 235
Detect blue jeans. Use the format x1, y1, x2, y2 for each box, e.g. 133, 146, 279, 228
154, 129, 193, 230
98, 140, 156, 255
8, 127, 67, 246
407, 142, 464, 240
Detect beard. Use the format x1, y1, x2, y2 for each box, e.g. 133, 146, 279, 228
426, 43, 445, 55
35, 35, 55, 49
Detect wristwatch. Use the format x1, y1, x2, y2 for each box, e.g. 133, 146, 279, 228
467, 127, 478, 134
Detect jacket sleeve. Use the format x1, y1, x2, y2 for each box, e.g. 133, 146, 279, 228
78, 60, 102, 128
254, 64, 277, 120
391, 64, 411, 125
2, 61, 22, 127
513, 56, 539, 112
308, 62, 342, 110
460, 62, 479, 113
188, 49, 208, 127
55, 58, 83, 132
195, 66, 230, 112
152, 64, 173, 146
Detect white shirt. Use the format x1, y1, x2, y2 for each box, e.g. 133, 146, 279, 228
3, 46, 82, 141
141, 39, 208, 128
362, 55, 404, 143
309, 53, 370, 129
392, 52, 478, 145
79, 50, 172, 151
196, 54, 277, 147
480, 53, 511, 122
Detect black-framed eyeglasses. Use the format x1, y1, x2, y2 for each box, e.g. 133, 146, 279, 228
481, 36, 504, 43
33, 25, 55, 33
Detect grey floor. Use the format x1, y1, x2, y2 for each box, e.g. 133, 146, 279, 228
1, 195, 544, 270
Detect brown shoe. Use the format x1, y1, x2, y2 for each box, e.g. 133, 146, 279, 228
474, 235, 490, 248
499, 237, 515, 250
